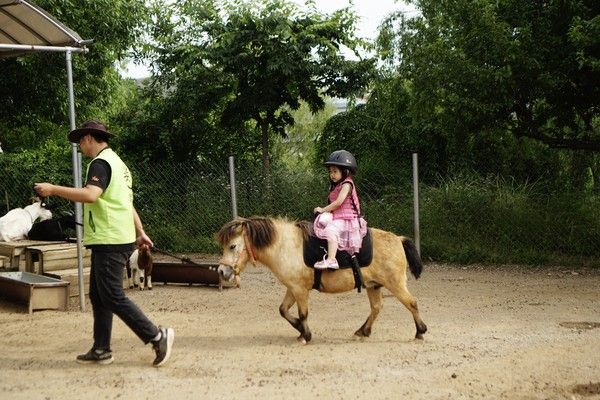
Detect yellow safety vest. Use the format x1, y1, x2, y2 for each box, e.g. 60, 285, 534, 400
83, 148, 135, 245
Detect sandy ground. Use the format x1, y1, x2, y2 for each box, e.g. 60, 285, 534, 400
0, 262, 599, 400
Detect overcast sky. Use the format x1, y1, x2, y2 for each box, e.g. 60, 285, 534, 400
122, 0, 416, 78
291, 0, 417, 38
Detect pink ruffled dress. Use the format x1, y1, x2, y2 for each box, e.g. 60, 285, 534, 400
313, 177, 367, 255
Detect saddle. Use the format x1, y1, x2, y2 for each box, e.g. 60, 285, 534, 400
302, 225, 373, 292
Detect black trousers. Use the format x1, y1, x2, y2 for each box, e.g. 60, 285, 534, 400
89, 250, 158, 351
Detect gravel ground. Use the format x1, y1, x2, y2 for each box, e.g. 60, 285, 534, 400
0, 262, 599, 400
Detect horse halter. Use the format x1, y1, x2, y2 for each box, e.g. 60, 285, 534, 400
218, 229, 257, 278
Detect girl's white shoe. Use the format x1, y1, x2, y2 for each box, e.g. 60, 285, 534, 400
314, 258, 339, 270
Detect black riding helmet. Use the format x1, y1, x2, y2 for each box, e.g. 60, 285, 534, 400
324, 150, 357, 174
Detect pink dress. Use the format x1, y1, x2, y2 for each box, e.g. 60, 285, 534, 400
313, 177, 367, 254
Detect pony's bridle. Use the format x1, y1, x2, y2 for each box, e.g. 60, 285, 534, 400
218, 229, 257, 279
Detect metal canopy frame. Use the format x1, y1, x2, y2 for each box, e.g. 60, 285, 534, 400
0, 0, 92, 311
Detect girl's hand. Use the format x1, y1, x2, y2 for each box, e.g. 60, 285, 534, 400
314, 206, 324, 214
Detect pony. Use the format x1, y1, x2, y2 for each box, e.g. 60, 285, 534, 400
0, 199, 53, 242
216, 216, 427, 344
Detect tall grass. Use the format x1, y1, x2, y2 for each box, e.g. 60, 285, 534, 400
420, 173, 600, 266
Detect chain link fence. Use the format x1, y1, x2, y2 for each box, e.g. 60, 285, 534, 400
1, 154, 599, 266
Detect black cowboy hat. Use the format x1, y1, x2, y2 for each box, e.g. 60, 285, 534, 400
68, 120, 113, 143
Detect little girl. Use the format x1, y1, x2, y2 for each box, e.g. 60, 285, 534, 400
313, 150, 367, 269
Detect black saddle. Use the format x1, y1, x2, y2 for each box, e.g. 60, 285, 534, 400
302, 227, 373, 269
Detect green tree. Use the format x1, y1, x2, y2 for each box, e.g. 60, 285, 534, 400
378, 0, 600, 152
0, 0, 149, 151
146, 0, 375, 174
272, 99, 336, 171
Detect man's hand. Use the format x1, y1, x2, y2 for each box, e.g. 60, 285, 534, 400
34, 183, 55, 197
136, 232, 154, 249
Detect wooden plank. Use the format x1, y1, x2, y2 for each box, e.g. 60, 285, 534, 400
46, 268, 90, 298
52, 247, 90, 260
27, 244, 78, 253
39, 248, 79, 261
42, 257, 91, 272
0, 240, 68, 270
48, 266, 128, 297
24, 245, 90, 273
0, 240, 64, 256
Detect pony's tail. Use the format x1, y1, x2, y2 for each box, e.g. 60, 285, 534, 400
402, 237, 423, 279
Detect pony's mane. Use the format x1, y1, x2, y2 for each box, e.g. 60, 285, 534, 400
216, 216, 277, 250
295, 220, 311, 241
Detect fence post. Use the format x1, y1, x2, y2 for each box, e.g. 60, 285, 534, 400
412, 153, 421, 255
228, 156, 238, 218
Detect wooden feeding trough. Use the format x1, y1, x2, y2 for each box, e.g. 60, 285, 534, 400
0, 271, 69, 313
152, 260, 228, 289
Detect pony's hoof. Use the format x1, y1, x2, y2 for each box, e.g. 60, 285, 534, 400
297, 336, 307, 345
415, 333, 424, 340
354, 327, 371, 337
352, 334, 366, 341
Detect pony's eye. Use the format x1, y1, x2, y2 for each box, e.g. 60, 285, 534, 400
229, 244, 236, 251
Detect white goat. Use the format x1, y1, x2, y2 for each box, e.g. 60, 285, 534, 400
126, 248, 153, 290
0, 201, 53, 242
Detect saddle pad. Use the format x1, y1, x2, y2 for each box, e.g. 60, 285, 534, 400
303, 228, 372, 269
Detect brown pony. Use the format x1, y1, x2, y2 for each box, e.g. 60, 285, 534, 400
216, 216, 428, 344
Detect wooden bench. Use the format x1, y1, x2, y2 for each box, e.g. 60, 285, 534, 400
24, 243, 91, 274
0, 240, 63, 271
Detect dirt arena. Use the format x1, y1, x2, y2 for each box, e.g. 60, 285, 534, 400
0, 262, 599, 400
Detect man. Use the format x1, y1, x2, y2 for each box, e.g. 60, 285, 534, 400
35, 120, 174, 367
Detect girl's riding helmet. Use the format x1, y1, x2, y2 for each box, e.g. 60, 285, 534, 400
324, 150, 357, 174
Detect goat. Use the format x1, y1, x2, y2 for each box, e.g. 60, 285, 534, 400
28, 211, 77, 241
126, 247, 153, 290
0, 200, 53, 242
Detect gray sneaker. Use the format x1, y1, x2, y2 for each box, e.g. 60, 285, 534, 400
151, 326, 174, 367
76, 349, 113, 365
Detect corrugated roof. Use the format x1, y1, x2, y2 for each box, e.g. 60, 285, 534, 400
0, 0, 84, 57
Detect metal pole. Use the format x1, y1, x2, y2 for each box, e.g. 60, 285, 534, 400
0, 44, 89, 53
412, 153, 421, 255
66, 50, 85, 311
228, 156, 238, 218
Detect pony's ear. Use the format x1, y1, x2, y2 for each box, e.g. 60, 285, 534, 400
30, 196, 41, 204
